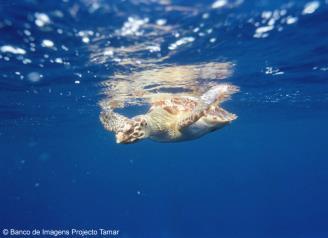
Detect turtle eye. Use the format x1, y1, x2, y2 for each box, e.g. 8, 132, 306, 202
123, 124, 132, 131
132, 131, 139, 136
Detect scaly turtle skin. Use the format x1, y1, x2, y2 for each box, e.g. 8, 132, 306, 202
100, 84, 239, 143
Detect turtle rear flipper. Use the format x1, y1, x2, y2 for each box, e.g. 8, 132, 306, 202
206, 107, 238, 122
178, 84, 239, 128
201, 84, 239, 105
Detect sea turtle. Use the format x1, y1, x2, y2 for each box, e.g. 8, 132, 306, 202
100, 84, 239, 144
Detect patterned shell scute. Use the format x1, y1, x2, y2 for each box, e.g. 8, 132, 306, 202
150, 96, 199, 116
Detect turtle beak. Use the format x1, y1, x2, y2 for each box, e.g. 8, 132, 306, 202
116, 132, 125, 144
116, 132, 135, 144
115, 132, 139, 144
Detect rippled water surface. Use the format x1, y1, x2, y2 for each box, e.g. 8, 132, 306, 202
1, 0, 328, 237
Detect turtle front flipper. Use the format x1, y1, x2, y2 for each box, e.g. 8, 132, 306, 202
177, 84, 239, 128
100, 109, 132, 133
100, 109, 148, 144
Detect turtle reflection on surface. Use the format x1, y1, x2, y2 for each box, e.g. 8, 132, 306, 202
99, 62, 233, 109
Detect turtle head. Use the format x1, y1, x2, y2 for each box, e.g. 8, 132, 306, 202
115, 116, 148, 144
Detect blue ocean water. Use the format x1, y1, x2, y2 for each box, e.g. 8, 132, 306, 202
1, 0, 328, 237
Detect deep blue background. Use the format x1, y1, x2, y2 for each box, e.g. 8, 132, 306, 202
1, 0, 328, 237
